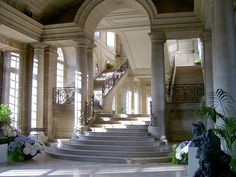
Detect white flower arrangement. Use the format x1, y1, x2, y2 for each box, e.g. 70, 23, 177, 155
172, 140, 191, 164
1, 125, 20, 137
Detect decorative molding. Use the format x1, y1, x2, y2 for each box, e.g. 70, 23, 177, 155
41, 23, 84, 42
0, 1, 43, 40
74, 0, 157, 39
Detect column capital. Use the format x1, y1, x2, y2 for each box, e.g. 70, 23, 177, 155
200, 30, 212, 43
87, 43, 96, 52
31, 42, 48, 49
74, 37, 91, 47
149, 32, 166, 43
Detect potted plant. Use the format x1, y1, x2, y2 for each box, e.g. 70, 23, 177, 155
106, 62, 115, 70
196, 89, 236, 171
0, 104, 12, 137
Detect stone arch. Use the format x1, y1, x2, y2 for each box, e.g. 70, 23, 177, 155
74, 0, 157, 40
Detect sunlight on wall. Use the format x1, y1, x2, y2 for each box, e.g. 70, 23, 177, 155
74, 71, 82, 127
31, 58, 38, 128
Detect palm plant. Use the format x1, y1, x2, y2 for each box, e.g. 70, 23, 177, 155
196, 89, 236, 156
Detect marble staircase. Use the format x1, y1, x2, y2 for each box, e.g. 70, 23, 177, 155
46, 113, 173, 163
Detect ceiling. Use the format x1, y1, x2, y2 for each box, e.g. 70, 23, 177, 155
2, 0, 194, 25
0, 0, 195, 72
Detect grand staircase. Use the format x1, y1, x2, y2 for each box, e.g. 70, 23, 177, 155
46, 113, 173, 163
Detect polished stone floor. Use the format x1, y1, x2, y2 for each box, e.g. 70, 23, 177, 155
0, 153, 188, 177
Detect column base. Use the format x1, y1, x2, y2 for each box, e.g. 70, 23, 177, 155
148, 124, 161, 139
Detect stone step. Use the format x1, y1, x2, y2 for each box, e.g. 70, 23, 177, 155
85, 131, 150, 137
77, 135, 154, 141
70, 139, 154, 146
45, 147, 171, 163
91, 124, 148, 129
62, 142, 172, 151
94, 120, 149, 125
46, 148, 126, 163
98, 116, 150, 121
90, 127, 148, 133
52, 146, 171, 158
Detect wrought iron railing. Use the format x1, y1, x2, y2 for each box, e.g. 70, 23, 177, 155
81, 95, 94, 126
170, 84, 204, 103
166, 57, 176, 102
53, 87, 75, 104
102, 60, 129, 96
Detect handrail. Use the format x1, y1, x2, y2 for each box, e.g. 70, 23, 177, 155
81, 95, 94, 126
102, 60, 129, 96
170, 84, 204, 103
166, 57, 176, 102
53, 87, 75, 104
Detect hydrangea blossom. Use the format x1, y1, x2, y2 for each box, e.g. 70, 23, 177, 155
175, 141, 191, 161
8, 135, 45, 161
1, 125, 20, 137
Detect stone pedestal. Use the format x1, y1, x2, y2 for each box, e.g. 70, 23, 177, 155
188, 147, 199, 177
0, 137, 8, 163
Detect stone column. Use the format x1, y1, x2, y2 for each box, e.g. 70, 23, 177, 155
201, 31, 214, 129
18, 45, 34, 134
31, 43, 47, 128
74, 38, 89, 128
0, 52, 4, 104
148, 32, 166, 138
213, 0, 236, 101
200, 31, 213, 127
43, 46, 57, 139
87, 43, 95, 99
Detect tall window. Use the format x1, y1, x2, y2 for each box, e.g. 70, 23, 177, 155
31, 58, 38, 128
56, 48, 64, 88
126, 91, 132, 114
94, 31, 100, 39
146, 97, 151, 114
106, 32, 115, 49
9, 52, 20, 127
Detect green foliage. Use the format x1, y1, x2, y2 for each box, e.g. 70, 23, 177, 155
8, 143, 25, 162
196, 89, 236, 157
194, 58, 201, 65
171, 148, 180, 164
0, 104, 12, 126
230, 158, 236, 172
106, 63, 115, 69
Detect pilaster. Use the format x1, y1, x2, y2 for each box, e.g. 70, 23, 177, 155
31, 42, 48, 128
18, 45, 33, 134
43, 46, 57, 139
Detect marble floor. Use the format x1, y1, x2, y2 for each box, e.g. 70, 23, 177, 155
0, 153, 188, 177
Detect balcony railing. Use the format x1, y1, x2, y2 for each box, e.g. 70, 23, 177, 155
53, 87, 75, 104
170, 84, 204, 103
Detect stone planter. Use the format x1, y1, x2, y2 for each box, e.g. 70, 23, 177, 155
188, 146, 199, 177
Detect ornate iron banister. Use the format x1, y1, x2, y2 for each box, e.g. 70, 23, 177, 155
81, 95, 94, 126
170, 84, 204, 103
166, 57, 176, 102
53, 87, 75, 104
102, 60, 129, 96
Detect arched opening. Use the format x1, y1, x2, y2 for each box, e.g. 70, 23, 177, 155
75, 0, 156, 114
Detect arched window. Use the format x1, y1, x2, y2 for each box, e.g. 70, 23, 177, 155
56, 48, 64, 88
